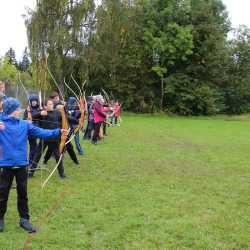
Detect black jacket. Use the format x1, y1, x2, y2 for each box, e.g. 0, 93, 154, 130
33, 110, 61, 141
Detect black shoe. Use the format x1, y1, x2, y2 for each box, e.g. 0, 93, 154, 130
60, 174, 67, 179
28, 172, 34, 178
91, 141, 98, 145
0, 219, 4, 232
43, 161, 48, 165
20, 218, 36, 233
74, 160, 80, 165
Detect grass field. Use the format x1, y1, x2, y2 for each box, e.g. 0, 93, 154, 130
1, 114, 250, 249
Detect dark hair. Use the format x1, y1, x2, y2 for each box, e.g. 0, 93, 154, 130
49, 91, 59, 99
44, 99, 54, 106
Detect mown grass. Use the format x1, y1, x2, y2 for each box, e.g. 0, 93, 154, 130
1, 114, 250, 249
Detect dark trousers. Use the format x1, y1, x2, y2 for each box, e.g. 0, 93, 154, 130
66, 142, 78, 163
30, 140, 64, 176
92, 122, 102, 143
28, 137, 38, 165
84, 120, 94, 140
0, 167, 29, 220
44, 142, 78, 164
103, 122, 107, 136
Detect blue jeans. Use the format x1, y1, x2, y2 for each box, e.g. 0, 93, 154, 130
74, 132, 84, 155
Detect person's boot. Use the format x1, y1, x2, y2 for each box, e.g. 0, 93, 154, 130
0, 219, 4, 232
20, 218, 36, 233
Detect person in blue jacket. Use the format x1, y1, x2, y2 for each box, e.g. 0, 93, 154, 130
0, 97, 67, 233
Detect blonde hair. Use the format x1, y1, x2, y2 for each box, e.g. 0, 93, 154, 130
0, 80, 5, 86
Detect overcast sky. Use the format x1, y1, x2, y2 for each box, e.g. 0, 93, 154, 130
0, 0, 249, 60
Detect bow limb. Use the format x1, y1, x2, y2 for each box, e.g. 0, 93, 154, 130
73, 95, 86, 134
18, 73, 33, 121
46, 65, 65, 103
64, 76, 86, 134
101, 88, 111, 104
71, 74, 83, 97
18, 73, 30, 99
63, 78, 80, 103
59, 105, 70, 154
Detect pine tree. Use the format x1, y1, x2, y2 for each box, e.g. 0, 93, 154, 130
19, 47, 30, 71
5, 48, 18, 68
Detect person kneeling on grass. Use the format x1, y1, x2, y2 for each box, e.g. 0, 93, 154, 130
0, 97, 68, 233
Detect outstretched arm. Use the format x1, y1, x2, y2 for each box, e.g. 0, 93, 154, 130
28, 122, 61, 139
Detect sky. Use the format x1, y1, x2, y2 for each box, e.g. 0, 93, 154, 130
0, 0, 249, 60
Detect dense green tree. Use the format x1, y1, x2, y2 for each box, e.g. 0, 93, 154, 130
24, 0, 250, 115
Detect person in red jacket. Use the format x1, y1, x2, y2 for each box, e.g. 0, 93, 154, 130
92, 95, 111, 144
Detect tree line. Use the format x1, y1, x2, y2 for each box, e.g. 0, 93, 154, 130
2, 0, 250, 115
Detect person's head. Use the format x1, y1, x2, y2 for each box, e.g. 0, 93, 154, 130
45, 99, 54, 111
29, 95, 39, 108
95, 95, 104, 105
0, 81, 5, 94
87, 96, 94, 104
3, 97, 21, 117
50, 91, 60, 104
67, 97, 78, 110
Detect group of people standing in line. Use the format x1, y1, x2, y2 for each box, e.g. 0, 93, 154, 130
0, 80, 121, 233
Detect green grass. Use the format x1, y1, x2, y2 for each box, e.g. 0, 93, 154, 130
1, 114, 250, 249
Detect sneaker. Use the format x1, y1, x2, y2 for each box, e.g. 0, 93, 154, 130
0, 219, 4, 232
78, 151, 84, 156
20, 218, 36, 233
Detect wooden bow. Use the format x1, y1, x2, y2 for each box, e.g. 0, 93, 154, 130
59, 105, 70, 153
64, 76, 87, 135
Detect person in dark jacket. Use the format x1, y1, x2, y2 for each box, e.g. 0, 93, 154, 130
84, 96, 95, 140
0, 97, 66, 233
23, 95, 41, 166
67, 97, 84, 155
43, 98, 80, 165
29, 99, 66, 178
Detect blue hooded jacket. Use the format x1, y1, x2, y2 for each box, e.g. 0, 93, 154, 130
66, 97, 81, 129
23, 95, 41, 127
0, 116, 61, 167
